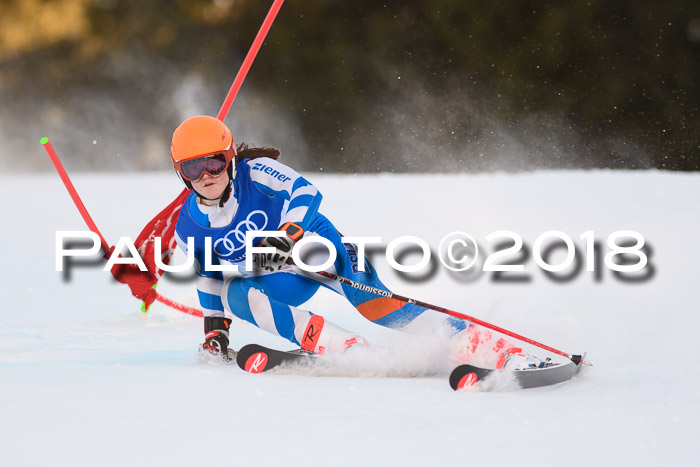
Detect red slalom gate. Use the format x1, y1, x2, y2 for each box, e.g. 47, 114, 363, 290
42, 137, 110, 255
41, 1, 287, 317
42, 137, 204, 318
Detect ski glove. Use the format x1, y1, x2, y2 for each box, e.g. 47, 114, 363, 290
202, 316, 233, 360
255, 222, 304, 271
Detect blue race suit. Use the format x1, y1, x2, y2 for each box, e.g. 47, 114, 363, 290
175, 157, 463, 346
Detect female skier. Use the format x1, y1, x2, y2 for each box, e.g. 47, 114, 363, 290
171, 115, 524, 366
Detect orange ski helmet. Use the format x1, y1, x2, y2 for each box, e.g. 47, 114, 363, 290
171, 115, 236, 183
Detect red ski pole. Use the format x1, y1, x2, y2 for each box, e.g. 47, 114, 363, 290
316, 270, 589, 365
153, 293, 203, 318
217, 0, 286, 121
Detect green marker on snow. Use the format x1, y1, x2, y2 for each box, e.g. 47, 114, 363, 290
141, 283, 158, 313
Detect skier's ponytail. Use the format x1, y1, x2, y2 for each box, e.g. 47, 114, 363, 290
235, 143, 281, 163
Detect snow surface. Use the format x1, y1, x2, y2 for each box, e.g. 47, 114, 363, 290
1, 170, 698, 466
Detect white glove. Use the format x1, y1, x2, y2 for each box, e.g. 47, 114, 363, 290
254, 223, 304, 271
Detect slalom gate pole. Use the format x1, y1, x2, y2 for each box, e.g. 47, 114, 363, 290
149, 1, 285, 316
316, 270, 588, 365
40, 1, 286, 318
42, 137, 111, 255
217, 0, 286, 121
164, 0, 285, 314
41, 137, 204, 318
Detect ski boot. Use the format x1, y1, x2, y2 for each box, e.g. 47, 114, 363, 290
497, 346, 553, 370
299, 314, 370, 355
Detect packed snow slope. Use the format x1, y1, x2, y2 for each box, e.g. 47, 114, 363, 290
1, 170, 698, 467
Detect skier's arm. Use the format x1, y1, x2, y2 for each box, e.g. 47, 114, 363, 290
247, 158, 323, 231
175, 232, 231, 360
175, 232, 226, 318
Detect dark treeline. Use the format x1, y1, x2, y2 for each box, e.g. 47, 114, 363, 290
2, 0, 699, 172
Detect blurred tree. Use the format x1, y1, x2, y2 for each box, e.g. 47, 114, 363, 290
0, 0, 698, 172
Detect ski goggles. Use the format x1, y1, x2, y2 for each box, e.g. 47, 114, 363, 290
175, 152, 234, 182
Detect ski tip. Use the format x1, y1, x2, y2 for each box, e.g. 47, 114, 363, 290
449, 364, 492, 391
455, 372, 479, 391
235, 344, 268, 372
242, 351, 270, 373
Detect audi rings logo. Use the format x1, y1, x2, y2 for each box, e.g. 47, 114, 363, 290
214, 210, 268, 258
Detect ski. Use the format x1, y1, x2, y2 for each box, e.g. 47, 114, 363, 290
449, 359, 584, 391
236, 343, 318, 373
238, 342, 587, 389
